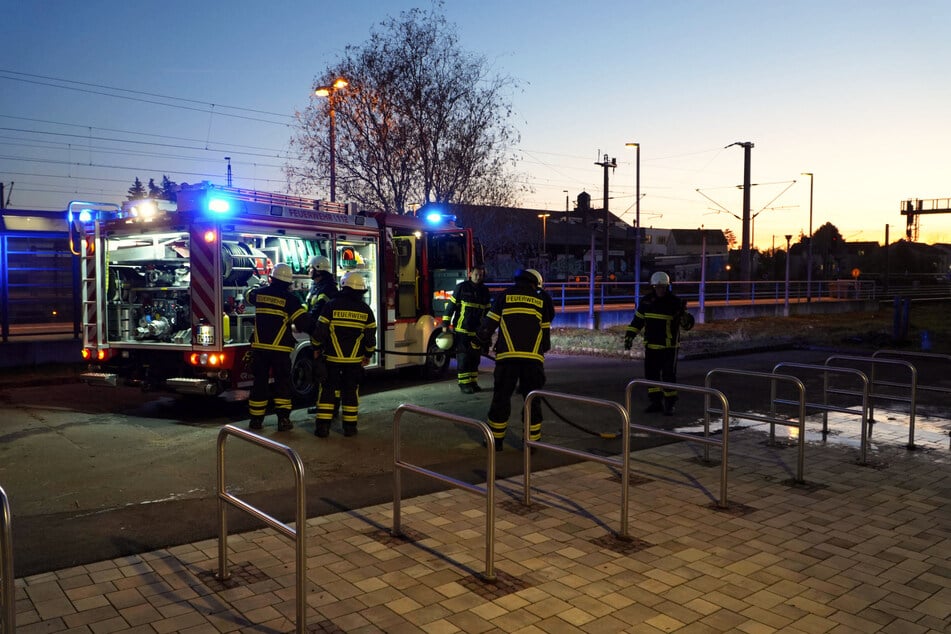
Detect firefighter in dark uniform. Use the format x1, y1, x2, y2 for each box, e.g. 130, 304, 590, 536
312, 271, 377, 438
305, 255, 338, 315
305, 255, 338, 415
444, 264, 491, 393
247, 262, 314, 431
475, 268, 555, 450
624, 271, 694, 415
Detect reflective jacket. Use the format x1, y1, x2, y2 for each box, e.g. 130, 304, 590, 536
248, 280, 313, 352
314, 288, 377, 364
476, 282, 554, 363
445, 279, 491, 335
626, 290, 687, 349
306, 276, 338, 318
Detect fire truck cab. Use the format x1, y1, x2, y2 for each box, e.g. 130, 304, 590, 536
71, 183, 472, 401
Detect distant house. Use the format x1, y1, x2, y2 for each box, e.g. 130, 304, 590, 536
641, 228, 730, 281
422, 201, 729, 284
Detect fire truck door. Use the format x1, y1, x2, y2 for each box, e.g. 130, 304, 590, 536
393, 236, 418, 318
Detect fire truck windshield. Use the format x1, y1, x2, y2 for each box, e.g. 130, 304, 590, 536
427, 232, 467, 270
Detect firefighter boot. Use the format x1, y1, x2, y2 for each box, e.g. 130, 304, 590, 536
277, 414, 293, 432
663, 397, 677, 417
343, 424, 358, 437
314, 420, 330, 438
644, 399, 663, 414
249, 416, 264, 430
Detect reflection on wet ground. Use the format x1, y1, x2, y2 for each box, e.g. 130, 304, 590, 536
675, 406, 951, 456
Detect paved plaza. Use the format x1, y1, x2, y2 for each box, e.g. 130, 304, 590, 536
9, 410, 951, 633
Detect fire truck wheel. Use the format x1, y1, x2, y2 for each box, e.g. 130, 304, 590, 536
290, 352, 318, 403
423, 333, 451, 380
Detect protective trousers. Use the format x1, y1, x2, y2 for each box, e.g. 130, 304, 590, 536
248, 349, 292, 420
644, 347, 678, 406
455, 333, 482, 388
486, 360, 545, 444
317, 362, 363, 430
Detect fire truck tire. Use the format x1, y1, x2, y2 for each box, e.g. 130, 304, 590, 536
423, 333, 451, 379
290, 349, 318, 403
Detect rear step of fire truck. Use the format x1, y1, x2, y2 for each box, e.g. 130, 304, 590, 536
82, 372, 118, 387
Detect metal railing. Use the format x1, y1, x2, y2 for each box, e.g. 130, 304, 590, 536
704, 369, 807, 483
825, 355, 918, 449
521, 391, 632, 538
392, 404, 498, 581
625, 380, 732, 507
772, 363, 871, 465
872, 350, 951, 415
0, 485, 13, 634
216, 425, 307, 633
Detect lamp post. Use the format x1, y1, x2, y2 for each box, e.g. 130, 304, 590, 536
625, 142, 641, 301
801, 172, 814, 302
784, 234, 792, 317
314, 77, 349, 202
538, 213, 550, 256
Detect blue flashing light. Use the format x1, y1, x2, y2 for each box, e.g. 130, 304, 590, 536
72, 209, 93, 223
207, 197, 231, 214
424, 211, 443, 225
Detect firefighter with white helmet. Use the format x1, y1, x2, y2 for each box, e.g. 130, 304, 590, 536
473, 267, 555, 450
624, 270, 693, 415
305, 255, 339, 416
443, 264, 491, 393
311, 270, 376, 438
247, 262, 315, 431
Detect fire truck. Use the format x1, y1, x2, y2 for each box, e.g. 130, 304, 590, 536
70, 183, 473, 400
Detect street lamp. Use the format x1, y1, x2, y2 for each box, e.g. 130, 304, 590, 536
801, 172, 814, 302
314, 77, 349, 202
538, 213, 551, 256
784, 234, 792, 317
625, 142, 641, 301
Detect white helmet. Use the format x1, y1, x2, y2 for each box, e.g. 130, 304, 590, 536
435, 330, 454, 350
271, 262, 293, 283
515, 268, 543, 287
308, 255, 332, 273
341, 271, 367, 291
650, 271, 670, 286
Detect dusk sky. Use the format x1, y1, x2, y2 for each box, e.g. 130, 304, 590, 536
2, 0, 949, 249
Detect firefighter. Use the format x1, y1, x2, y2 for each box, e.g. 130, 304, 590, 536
305, 255, 338, 314
247, 262, 314, 431
305, 255, 338, 415
474, 268, 555, 450
624, 271, 694, 415
444, 264, 491, 393
312, 271, 377, 438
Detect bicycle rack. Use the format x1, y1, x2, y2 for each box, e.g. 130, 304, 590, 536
392, 404, 498, 581
522, 390, 633, 538
704, 368, 807, 483
0, 485, 13, 634
772, 362, 870, 465
216, 425, 307, 633
624, 380, 731, 507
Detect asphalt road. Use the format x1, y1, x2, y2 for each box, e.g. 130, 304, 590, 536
0, 346, 890, 577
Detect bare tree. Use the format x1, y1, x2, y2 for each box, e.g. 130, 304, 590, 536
287, 3, 523, 213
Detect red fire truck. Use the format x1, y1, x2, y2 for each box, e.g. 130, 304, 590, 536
70, 183, 473, 400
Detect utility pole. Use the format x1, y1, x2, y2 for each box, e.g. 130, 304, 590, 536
225, 157, 232, 187
595, 154, 616, 280
726, 142, 754, 284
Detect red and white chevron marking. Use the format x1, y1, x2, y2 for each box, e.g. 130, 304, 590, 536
189, 226, 219, 343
